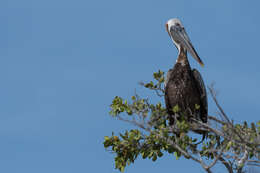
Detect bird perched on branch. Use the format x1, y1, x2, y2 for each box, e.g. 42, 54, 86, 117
164, 18, 208, 141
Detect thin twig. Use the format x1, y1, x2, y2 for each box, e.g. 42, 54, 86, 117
208, 86, 245, 143
219, 156, 234, 173
208, 115, 227, 125
248, 160, 260, 164
205, 145, 226, 170
247, 163, 260, 167
156, 132, 204, 166
117, 116, 148, 130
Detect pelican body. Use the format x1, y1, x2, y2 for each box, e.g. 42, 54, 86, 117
164, 19, 208, 132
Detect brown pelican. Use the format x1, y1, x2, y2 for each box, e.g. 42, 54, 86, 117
164, 18, 208, 139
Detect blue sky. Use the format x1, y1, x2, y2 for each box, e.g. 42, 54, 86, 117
2, 0, 260, 172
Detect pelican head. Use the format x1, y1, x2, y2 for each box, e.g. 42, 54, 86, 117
166, 18, 204, 67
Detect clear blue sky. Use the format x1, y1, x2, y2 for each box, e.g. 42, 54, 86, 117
2, 0, 260, 172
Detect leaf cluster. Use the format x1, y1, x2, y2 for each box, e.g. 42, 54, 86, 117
104, 70, 260, 173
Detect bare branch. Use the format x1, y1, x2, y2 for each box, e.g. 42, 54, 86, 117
208, 85, 246, 143
247, 163, 260, 167
237, 150, 249, 168
208, 85, 230, 124
208, 115, 228, 125
139, 81, 165, 97
117, 115, 148, 130
191, 118, 225, 137
219, 156, 234, 173
248, 160, 260, 164
205, 145, 226, 170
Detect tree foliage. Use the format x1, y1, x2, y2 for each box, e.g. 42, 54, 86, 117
104, 70, 260, 173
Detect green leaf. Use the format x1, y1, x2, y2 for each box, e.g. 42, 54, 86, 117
173, 105, 180, 113
144, 81, 154, 88
249, 151, 254, 158
226, 141, 232, 150
104, 136, 110, 141
195, 104, 200, 110
157, 151, 163, 157
159, 77, 164, 83
142, 151, 148, 159
120, 166, 125, 172
113, 136, 119, 141
222, 125, 227, 131
152, 153, 157, 161
148, 151, 154, 158
174, 152, 180, 160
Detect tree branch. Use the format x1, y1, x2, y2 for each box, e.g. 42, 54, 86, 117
219, 156, 234, 173
205, 145, 226, 171
208, 85, 245, 144
237, 149, 249, 168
